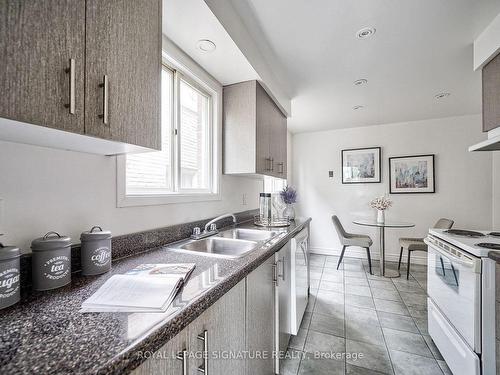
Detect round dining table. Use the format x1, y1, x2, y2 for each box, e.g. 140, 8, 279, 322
353, 219, 415, 278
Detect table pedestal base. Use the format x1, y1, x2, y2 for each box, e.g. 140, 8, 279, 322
381, 269, 400, 278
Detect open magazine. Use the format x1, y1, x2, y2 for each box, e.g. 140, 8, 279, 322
80, 263, 196, 313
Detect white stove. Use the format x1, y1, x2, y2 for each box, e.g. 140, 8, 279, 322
429, 228, 500, 257
426, 229, 497, 375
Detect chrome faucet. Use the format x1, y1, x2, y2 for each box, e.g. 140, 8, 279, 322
204, 213, 237, 232
191, 213, 237, 240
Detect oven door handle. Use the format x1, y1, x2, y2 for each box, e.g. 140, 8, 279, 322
424, 239, 477, 269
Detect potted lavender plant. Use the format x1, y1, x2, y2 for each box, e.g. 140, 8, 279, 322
280, 186, 297, 220
370, 195, 392, 223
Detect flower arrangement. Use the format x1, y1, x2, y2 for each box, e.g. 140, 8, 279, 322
280, 186, 297, 205
369, 195, 392, 211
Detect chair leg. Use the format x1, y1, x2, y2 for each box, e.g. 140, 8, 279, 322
366, 247, 372, 275
337, 246, 347, 270
398, 246, 404, 270
406, 250, 411, 280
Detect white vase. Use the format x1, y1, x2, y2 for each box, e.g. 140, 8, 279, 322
377, 209, 385, 223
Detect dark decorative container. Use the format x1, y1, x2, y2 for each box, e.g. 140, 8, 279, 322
80, 226, 112, 276
0, 243, 21, 309
31, 232, 71, 291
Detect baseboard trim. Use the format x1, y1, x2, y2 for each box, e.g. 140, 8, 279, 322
309, 246, 428, 266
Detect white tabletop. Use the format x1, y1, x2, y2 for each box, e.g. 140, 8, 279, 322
353, 219, 415, 228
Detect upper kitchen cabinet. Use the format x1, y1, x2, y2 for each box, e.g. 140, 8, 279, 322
0, 0, 161, 154
85, 0, 161, 149
483, 52, 500, 132
224, 80, 288, 178
0, 0, 85, 134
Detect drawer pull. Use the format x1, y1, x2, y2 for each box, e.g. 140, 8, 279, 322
176, 349, 188, 375
197, 330, 208, 374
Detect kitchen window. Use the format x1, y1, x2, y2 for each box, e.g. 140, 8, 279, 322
117, 60, 220, 206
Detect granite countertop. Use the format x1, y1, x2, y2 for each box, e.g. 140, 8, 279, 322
0, 218, 311, 375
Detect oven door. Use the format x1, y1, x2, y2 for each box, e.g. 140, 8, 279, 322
425, 237, 482, 352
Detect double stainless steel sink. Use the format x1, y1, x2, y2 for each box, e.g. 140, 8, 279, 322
168, 228, 278, 259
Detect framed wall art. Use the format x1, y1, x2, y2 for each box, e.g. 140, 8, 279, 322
342, 147, 381, 184
389, 154, 435, 194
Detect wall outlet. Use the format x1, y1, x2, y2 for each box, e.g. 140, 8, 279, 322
328, 170, 334, 178
242, 193, 247, 206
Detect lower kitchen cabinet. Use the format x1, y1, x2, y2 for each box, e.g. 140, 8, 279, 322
188, 280, 246, 375
132, 327, 189, 375
131, 258, 278, 375
246, 255, 276, 375
132, 280, 246, 375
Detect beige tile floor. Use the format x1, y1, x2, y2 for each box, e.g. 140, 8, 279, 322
280, 255, 453, 375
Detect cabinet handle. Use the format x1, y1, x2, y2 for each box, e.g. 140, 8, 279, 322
197, 330, 208, 374
279, 256, 285, 281
176, 349, 188, 375
274, 259, 282, 286
64, 59, 76, 114
264, 157, 271, 171
277, 162, 284, 174
270, 158, 274, 172
98, 75, 109, 125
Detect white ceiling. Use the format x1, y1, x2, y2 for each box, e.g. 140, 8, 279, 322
228, 0, 500, 133
163, 0, 259, 86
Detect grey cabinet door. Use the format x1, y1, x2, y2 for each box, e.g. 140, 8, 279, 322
85, 0, 161, 150
256, 82, 273, 176
131, 328, 189, 375
246, 255, 276, 375
189, 280, 246, 375
278, 112, 288, 178
483, 53, 500, 132
223, 81, 258, 174
271, 107, 287, 179
0, 0, 85, 134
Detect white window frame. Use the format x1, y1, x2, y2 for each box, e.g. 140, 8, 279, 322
116, 50, 221, 207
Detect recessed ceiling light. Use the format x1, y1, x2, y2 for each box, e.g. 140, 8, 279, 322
353, 105, 364, 110
435, 92, 451, 100
354, 79, 368, 86
197, 39, 216, 53
356, 27, 376, 39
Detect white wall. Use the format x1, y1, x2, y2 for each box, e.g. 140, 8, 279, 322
0, 140, 262, 252
292, 114, 492, 263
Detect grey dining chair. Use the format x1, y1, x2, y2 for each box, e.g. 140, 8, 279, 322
398, 218, 454, 279
331, 215, 373, 274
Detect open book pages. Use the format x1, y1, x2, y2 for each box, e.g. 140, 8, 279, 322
80, 263, 196, 313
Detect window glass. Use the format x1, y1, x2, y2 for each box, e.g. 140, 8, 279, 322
179, 79, 211, 190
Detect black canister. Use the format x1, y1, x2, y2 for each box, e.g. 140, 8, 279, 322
0, 243, 21, 309
31, 232, 71, 291
80, 226, 111, 276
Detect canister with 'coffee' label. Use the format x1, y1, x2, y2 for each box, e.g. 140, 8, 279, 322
80, 226, 111, 276
0, 243, 21, 309
31, 232, 71, 291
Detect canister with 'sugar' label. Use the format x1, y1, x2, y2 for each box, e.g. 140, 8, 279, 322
0, 243, 21, 309
31, 232, 71, 291
80, 226, 111, 276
